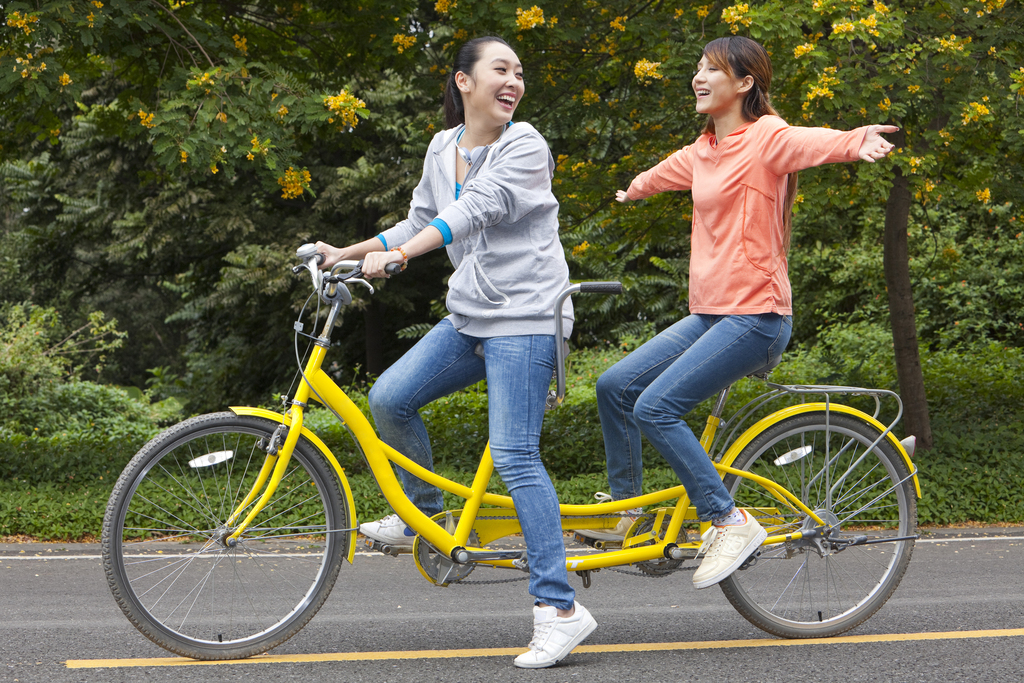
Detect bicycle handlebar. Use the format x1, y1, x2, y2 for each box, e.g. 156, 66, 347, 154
548, 280, 622, 410
578, 281, 623, 295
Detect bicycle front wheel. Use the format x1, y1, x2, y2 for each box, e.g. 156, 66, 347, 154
720, 411, 916, 638
102, 413, 349, 659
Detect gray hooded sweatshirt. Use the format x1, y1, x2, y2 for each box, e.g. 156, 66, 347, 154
378, 121, 573, 338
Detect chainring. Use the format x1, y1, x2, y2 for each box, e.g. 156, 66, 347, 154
412, 512, 481, 586
627, 515, 698, 576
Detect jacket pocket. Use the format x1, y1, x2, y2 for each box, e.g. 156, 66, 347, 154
741, 184, 783, 274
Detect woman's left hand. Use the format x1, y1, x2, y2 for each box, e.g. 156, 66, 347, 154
361, 249, 406, 279
859, 125, 899, 162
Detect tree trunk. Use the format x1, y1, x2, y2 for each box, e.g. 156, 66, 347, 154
883, 131, 933, 449
363, 299, 385, 376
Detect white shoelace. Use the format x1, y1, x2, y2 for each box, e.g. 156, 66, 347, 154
697, 525, 722, 558
529, 618, 555, 650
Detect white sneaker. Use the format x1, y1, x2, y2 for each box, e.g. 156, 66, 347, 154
514, 601, 597, 669
692, 510, 767, 589
359, 514, 416, 545
573, 492, 642, 542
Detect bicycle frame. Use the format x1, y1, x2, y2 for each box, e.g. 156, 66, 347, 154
222, 255, 920, 576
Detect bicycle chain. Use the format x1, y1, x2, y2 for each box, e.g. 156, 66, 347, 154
415, 511, 797, 586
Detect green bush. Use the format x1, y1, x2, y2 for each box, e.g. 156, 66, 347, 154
1, 336, 1022, 539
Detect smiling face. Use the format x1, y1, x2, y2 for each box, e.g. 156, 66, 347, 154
692, 54, 751, 119
456, 41, 524, 129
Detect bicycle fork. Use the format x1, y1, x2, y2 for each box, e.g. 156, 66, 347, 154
222, 348, 325, 546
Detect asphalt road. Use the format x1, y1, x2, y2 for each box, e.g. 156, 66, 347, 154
2, 529, 1023, 683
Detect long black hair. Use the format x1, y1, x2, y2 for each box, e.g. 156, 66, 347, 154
443, 36, 513, 129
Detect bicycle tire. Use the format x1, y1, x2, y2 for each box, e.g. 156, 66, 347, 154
719, 411, 916, 638
101, 412, 349, 659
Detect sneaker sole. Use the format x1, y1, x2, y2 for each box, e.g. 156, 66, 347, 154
513, 614, 598, 669
692, 526, 768, 590
359, 529, 417, 545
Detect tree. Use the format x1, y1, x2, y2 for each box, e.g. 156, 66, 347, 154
3, 0, 1021, 423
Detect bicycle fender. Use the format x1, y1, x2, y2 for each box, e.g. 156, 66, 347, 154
229, 406, 359, 563
717, 403, 921, 498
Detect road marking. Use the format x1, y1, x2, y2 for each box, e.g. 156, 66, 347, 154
65, 628, 1024, 668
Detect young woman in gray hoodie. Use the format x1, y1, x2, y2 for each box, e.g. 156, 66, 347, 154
316, 36, 595, 669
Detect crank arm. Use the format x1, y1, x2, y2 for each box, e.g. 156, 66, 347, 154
830, 534, 919, 550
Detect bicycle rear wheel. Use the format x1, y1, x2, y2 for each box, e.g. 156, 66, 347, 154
102, 412, 349, 659
720, 411, 916, 638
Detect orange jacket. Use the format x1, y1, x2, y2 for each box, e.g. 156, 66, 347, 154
626, 115, 868, 315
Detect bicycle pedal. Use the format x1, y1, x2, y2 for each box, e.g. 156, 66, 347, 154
738, 549, 760, 571
364, 538, 413, 556
573, 532, 622, 550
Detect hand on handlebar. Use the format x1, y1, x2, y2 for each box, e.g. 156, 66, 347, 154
316, 242, 356, 270
361, 250, 405, 279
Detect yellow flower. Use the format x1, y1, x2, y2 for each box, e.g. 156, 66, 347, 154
216, 111, 227, 123
634, 58, 663, 83
721, 4, 752, 34
961, 101, 991, 125
50, 128, 60, 138
323, 90, 367, 128
572, 241, 590, 257
696, 5, 712, 18
936, 34, 971, 53
6, 11, 41, 35
393, 34, 417, 53
180, 150, 188, 163
233, 34, 248, 55
277, 105, 289, 118
793, 43, 815, 58
59, 73, 73, 87
581, 89, 600, 105
610, 15, 627, 31
832, 20, 856, 34
878, 97, 891, 112
92, 1, 103, 7
246, 152, 255, 161
435, 0, 456, 13
138, 110, 156, 128
976, 187, 991, 204
210, 164, 219, 174
873, 0, 890, 12
278, 167, 312, 199
907, 85, 920, 93
515, 6, 545, 30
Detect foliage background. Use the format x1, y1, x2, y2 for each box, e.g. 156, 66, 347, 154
1, 0, 1022, 537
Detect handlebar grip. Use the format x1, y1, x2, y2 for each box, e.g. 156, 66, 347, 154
354, 259, 405, 277
578, 281, 622, 294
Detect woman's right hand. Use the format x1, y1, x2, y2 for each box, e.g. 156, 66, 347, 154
361, 249, 406, 279
615, 190, 631, 203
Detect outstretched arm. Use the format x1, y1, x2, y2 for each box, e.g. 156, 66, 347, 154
615, 190, 630, 203
858, 125, 899, 162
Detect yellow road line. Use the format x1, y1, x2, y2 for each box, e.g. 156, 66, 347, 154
66, 628, 1024, 669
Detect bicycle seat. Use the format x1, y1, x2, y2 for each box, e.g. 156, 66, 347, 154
747, 354, 782, 380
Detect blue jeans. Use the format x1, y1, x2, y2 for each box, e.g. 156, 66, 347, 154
596, 313, 792, 521
368, 320, 574, 610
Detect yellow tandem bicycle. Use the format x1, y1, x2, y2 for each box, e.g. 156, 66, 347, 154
101, 244, 921, 660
